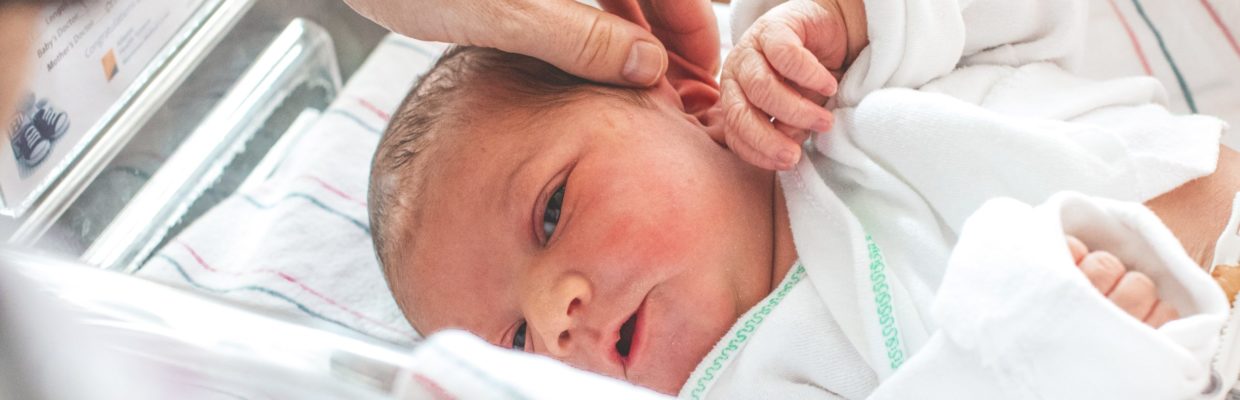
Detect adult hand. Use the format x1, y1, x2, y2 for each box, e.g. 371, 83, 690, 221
599, 0, 720, 79
343, 0, 670, 87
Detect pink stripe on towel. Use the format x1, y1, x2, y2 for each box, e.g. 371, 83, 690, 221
357, 97, 392, 121
176, 241, 413, 340
1107, 0, 1155, 75
1200, 0, 1240, 61
304, 175, 367, 207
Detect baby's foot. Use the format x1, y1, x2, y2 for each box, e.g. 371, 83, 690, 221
1067, 236, 1180, 328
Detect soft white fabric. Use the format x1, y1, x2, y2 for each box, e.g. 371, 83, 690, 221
686, 0, 1233, 398
735, 0, 1240, 142
401, 331, 671, 399
138, 35, 445, 345
873, 193, 1228, 399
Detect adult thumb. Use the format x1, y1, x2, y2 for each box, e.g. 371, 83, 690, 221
495, 0, 668, 87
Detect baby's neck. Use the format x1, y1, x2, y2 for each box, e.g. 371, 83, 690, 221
769, 178, 800, 290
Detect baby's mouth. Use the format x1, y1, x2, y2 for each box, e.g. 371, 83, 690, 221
615, 311, 637, 360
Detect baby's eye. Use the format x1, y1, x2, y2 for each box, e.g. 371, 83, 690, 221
511, 320, 528, 351
542, 185, 565, 241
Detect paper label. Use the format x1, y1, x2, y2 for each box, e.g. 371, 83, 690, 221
0, 0, 206, 215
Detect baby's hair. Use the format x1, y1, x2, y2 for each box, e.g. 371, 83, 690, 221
368, 46, 649, 287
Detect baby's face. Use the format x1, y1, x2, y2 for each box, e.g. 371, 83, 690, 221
396, 86, 779, 394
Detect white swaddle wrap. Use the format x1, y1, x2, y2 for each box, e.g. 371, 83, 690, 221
873, 193, 1228, 399
684, 0, 1233, 398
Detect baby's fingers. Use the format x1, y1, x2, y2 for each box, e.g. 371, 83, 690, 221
774, 120, 812, 146
1078, 251, 1125, 294
1108, 271, 1159, 323
721, 78, 801, 170
1144, 301, 1179, 329
1066, 236, 1088, 263
735, 48, 833, 132
761, 23, 838, 97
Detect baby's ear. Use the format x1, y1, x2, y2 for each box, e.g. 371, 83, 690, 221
598, 0, 721, 122
666, 51, 721, 124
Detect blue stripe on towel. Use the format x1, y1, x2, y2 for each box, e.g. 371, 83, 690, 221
241, 193, 371, 235
325, 109, 384, 135
1130, 0, 1199, 113
156, 254, 370, 337
381, 38, 441, 60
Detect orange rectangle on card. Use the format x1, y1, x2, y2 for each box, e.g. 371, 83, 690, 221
101, 50, 119, 81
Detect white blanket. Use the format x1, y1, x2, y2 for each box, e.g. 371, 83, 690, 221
684, 0, 1233, 398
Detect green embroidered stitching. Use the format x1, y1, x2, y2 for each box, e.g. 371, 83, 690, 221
688, 263, 807, 400
866, 234, 904, 370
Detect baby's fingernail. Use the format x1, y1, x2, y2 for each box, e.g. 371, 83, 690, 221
623, 40, 665, 86
777, 149, 798, 167
1099, 252, 1124, 271
813, 117, 832, 132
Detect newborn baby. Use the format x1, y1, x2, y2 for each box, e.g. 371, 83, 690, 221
368, 0, 1239, 397
369, 45, 789, 393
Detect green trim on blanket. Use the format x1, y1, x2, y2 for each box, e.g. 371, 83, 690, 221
866, 234, 904, 370
688, 262, 807, 400
686, 233, 907, 398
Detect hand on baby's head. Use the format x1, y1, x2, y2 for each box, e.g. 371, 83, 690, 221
1066, 236, 1180, 328
715, 0, 865, 171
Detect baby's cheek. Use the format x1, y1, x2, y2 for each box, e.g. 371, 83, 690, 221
595, 216, 699, 276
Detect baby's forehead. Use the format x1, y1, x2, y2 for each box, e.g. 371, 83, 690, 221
396, 198, 521, 337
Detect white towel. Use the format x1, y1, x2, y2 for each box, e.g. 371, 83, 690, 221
137, 35, 446, 345
1077, 0, 1240, 148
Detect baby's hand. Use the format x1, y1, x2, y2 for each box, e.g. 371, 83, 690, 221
1067, 236, 1180, 328
715, 0, 855, 170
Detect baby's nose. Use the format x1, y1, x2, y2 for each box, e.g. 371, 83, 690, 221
527, 272, 591, 357
523, 273, 626, 375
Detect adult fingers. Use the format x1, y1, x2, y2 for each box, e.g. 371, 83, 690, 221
761, 23, 837, 96
735, 48, 833, 131
721, 78, 802, 170
638, 0, 721, 75
489, 0, 669, 87
1078, 251, 1126, 294
346, 0, 667, 86
1108, 271, 1159, 322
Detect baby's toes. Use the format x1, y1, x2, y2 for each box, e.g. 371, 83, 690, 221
1066, 236, 1088, 264
1079, 251, 1125, 294
1108, 271, 1159, 323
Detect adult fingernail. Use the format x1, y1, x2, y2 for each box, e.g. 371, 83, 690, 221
623, 40, 664, 86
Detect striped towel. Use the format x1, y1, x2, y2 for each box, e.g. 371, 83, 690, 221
138, 35, 446, 345
1078, 0, 1240, 147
